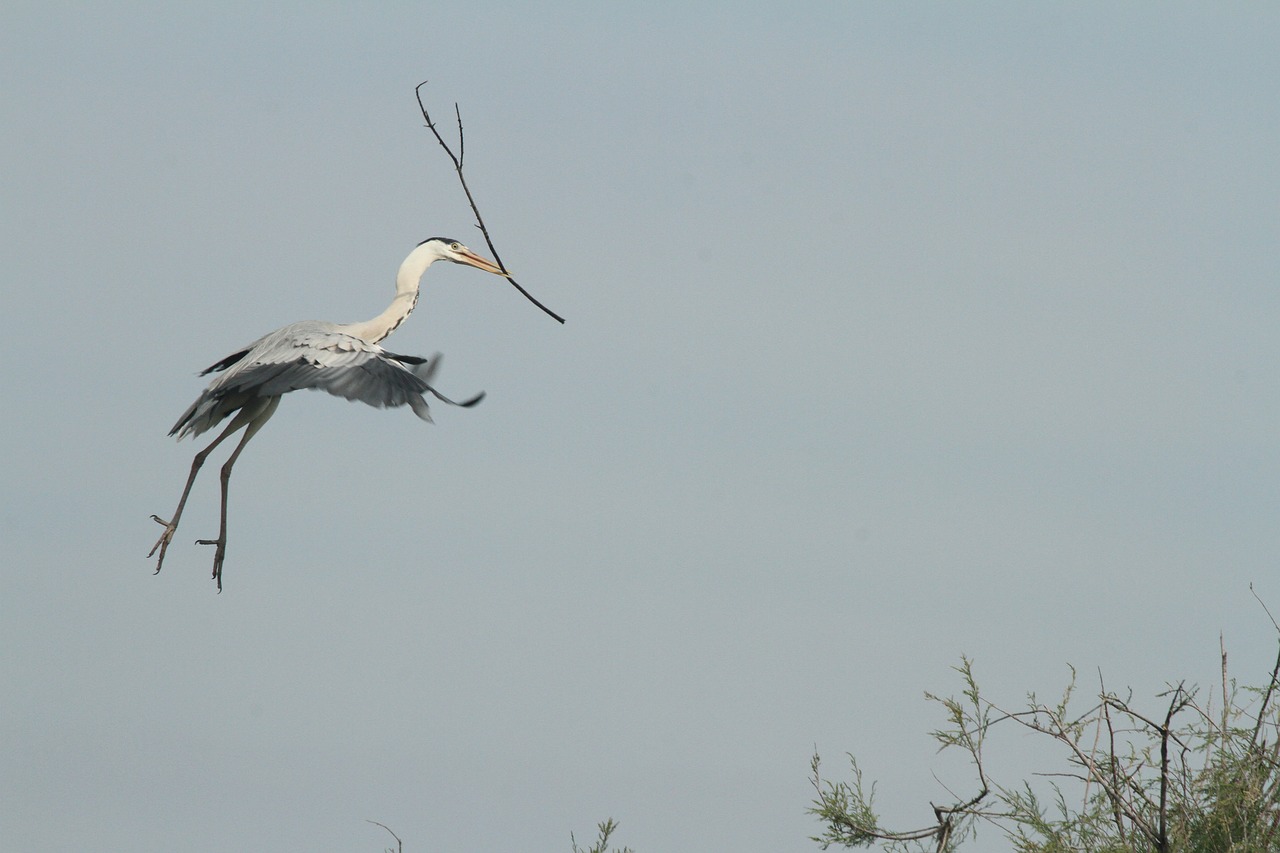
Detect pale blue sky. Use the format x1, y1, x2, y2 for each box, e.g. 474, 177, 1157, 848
3, 4, 1279, 852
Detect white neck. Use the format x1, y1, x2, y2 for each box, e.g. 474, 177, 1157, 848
340, 242, 445, 343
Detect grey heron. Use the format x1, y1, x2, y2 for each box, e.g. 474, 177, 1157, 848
149, 237, 508, 590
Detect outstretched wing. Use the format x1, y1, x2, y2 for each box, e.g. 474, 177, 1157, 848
170, 322, 481, 440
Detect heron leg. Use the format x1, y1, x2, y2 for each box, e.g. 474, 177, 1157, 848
148, 415, 251, 575
196, 397, 279, 591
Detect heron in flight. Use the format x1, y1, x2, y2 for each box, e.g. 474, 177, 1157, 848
149, 237, 509, 589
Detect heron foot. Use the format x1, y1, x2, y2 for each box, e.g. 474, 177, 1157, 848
195, 537, 226, 592
148, 514, 178, 575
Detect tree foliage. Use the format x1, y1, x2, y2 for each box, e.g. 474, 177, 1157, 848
571, 818, 634, 853
809, 635, 1280, 853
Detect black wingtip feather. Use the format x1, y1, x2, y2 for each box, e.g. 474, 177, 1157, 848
200, 349, 251, 376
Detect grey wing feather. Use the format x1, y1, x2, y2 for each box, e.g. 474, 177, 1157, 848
170, 322, 474, 440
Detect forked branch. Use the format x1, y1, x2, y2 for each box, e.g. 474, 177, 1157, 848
414, 81, 565, 324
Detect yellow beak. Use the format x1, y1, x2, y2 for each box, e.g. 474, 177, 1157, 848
457, 248, 509, 277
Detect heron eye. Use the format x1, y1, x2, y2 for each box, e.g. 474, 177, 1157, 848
450, 242, 462, 251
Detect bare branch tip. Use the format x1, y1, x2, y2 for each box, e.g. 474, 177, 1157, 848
367, 820, 403, 852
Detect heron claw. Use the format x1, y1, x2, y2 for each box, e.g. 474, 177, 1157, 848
195, 538, 226, 592
148, 517, 178, 574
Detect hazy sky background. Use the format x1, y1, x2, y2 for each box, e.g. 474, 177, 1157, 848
3, 4, 1279, 852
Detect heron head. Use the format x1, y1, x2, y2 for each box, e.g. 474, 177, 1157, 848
420, 237, 509, 277
411, 236, 561, 323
